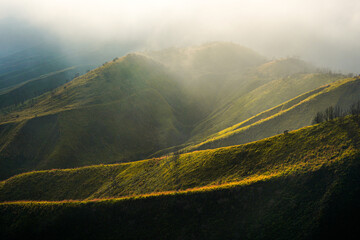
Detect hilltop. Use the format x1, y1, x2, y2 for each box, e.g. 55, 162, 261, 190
1, 116, 360, 239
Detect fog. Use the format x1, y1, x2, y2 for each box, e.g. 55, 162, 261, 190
1, 0, 360, 73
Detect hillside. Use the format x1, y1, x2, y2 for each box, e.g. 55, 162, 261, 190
0, 67, 83, 110
0, 54, 202, 180
183, 77, 360, 152
0, 115, 358, 201
144, 44, 343, 141
189, 72, 343, 141
0, 42, 347, 179
0, 44, 71, 90
1, 116, 360, 239
0, 41, 135, 92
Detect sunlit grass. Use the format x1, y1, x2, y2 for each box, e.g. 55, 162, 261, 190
1, 115, 358, 202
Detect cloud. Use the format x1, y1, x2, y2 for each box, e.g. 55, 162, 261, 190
1, 0, 360, 72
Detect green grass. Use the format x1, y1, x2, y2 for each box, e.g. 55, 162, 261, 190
0, 54, 202, 180
189, 72, 344, 142
1, 115, 359, 202
183, 77, 360, 152
1, 124, 360, 239
0, 42, 350, 180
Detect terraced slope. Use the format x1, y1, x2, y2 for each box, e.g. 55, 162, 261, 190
1, 116, 360, 239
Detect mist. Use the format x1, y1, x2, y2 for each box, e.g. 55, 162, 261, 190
1, 0, 360, 73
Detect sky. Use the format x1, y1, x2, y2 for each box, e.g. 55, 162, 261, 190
1, 0, 360, 72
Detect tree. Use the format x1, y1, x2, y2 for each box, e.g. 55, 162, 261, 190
334, 106, 343, 119
350, 101, 360, 115
313, 112, 324, 124
324, 106, 335, 121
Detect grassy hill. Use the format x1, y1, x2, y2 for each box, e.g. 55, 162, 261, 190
1, 115, 359, 201
189, 72, 343, 141
183, 77, 360, 152
145, 43, 343, 140
0, 42, 348, 180
1, 116, 360, 239
0, 54, 203, 180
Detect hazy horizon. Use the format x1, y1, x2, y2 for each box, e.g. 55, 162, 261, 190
1, 0, 360, 73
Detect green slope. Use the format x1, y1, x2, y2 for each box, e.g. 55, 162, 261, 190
0, 42, 348, 180
0, 54, 202, 180
145, 43, 343, 140
189, 72, 343, 141
1, 115, 358, 202
1, 116, 360, 239
185, 77, 360, 152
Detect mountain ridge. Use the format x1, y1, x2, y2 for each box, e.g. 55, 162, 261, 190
0, 42, 348, 179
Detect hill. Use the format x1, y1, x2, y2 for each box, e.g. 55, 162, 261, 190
188, 71, 343, 141
0, 67, 83, 110
0, 115, 358, 201
182, 77, 360, 152
0, 42, 347, 179
144, 44, 343, 141
0, 116, 360, 239
0, 54, 202, 180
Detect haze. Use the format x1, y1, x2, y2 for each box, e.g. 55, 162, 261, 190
1, 0, 360, 73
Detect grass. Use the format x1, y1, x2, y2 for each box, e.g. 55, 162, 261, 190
1, 115, 360, 239
183, 77, 360, 152
0, 42, 350, 181
1, 143, 360, 239
1, 115, 359, 202
0, 54, 203, 180
188, 71, 344, 142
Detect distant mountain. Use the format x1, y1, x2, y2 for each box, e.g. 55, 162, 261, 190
0, 42, 348, 179
0, 35, 138, 104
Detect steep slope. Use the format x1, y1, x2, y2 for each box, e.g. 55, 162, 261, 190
190, 72, 343, 141
0, 54, 202, 180
146, 43, 344, 141
185, 77, 360, 152
1, 116, 360, 239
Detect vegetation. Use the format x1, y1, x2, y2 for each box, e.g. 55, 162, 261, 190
0, 43, 349, 179
0, 54, 203, 180
1, 115, 359, 201
1, 116, 360, 239
1, 42, 360, 238
312, 100, 360, 124
178, 77, 360, 153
